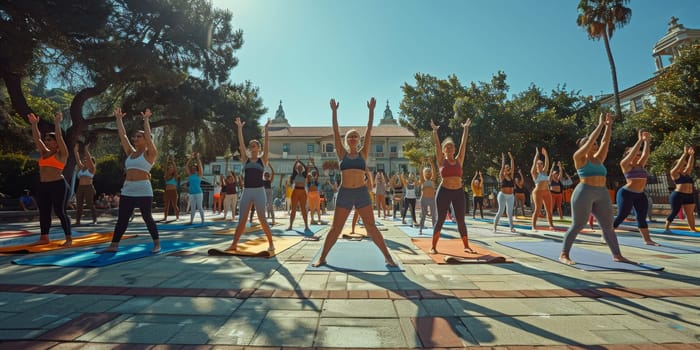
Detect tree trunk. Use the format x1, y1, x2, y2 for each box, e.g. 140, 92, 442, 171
63, 86, 106, 186
0, 69, 54, 135
603, 33, 623, 118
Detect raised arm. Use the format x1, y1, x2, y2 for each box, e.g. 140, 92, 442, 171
683, 147, 695, 174
84, 144, 96, 174
541, 148, 549, 173
268, 161, 275, 180
262, 118, 271, 165
429, 157, 436, 181
620, 130, 645, 171
594, 112, 613, 162
330, 99, 346, 159
669, 146, 687, 179
530, 148, 539, 179
456, 118, 471, 165
399, 172, 408, 187
185, 153, 194, 176
73, 143, 85, 169
573, 112, 607, 168
235, 117, 247, 164
430, 120, 443, 164
53, 112, 69, 161
114, 108, 135, 155
639, 132, 651, 166
196, 153, 203, 177
361, 98, 376, 159
508, 152, 514, 176
141, 109, 157, 163
27, 113, 48, 155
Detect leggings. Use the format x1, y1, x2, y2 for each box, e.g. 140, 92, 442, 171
37, 178, 72, 237
189, 192, 204, 223
402, 197, 417, 222
163, 187, 179, 217
239, 187, 268, 224
472, 196, 484, 217
420, 196, 436, 229
113, 196, 159, 243
265, 188, 275, 221
223, 193, 237, 218
434, 187, 467, 238
562, 184, 621, 256
667, 191, 694, 222
551, 193, 564, 217
613, 187, 648, 229
493, 191, 514, 228
75, 184, 96, 222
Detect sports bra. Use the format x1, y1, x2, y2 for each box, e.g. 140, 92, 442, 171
577, 161, 607, 178
339, 153, 366, 170
534, 172, 549, 184
423, 180, 434, 189
624, 166, 647, 180
38, 153, 65, 170
292, 174, 306, 187
501, 178, 514, 188
549, 180, 562, 194
244, 158, 264, 188
440, 159, 462, 178
76, 168, 94, 178
125, 152, 153, 172
674, 174, 694, 184
165, 177, 177, 186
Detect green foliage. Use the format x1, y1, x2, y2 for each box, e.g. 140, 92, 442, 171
0, 153, 39, 197
93, 154, 124, 196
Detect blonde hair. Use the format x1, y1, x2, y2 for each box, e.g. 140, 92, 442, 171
344, 129, 360, 149
441, 137, 455, 149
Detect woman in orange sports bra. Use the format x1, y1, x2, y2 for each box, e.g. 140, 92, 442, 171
29, 112, 73, 247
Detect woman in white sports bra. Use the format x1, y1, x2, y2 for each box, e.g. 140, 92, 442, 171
417, 156, 437, 234
100, 108, 160, 253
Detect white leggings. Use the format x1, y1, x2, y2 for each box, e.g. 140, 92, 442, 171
189, 192, 204, 223
493, 191, 514, 228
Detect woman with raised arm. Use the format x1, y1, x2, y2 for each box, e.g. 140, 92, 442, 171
73, 142, 98, 225
390, 172, 404, 219
263, 162, 276, 225
226, 118, 275, 252
549, 161, 565, 220
666, 146, 697, 232
471, 170, 484, 219
374, 170, 388, 219
400, 172, 418, 226
418, 157, 437, 234
313, 98, 396, 267
100, 108, 159, 253
162, 155, 180, 221
429, 114, 475, 254
514, 168, 527, 217
494, 152, 516, 232
185, 152, 205, 225
612, 130, 658, 245
221, 172, 238, 221
531, 147, 554, 231
560, 113, 633, 265
288, 158, 309, 231
28, 112, 72, 246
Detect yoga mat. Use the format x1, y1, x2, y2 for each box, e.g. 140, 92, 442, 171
396, 225, 457, 239
412, 238, 510, 264
12, 240, 200, 267
341, 226, 367, 240
271, 225, 326, 238
211, 224, 277, 235
543, 232, 700, 254
472, 217, 531, 231
0, 230, 106, 249
306, 240, 404, 272
497, 240, 664, 271
207, 236, 302, 258
0, 233, 136, 254
0, 230, 32, 239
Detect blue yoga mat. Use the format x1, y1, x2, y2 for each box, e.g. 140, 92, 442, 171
543, 233, 700, 254
395, 225, 457, 239
472, 217, 531, 230
306, 240, 404, 272
271, 225, 326, 237
12, 240, 201, 267
157, 222, 222, 231
497, 240, 664, 271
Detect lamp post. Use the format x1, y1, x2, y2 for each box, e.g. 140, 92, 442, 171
224, 149, 232, 173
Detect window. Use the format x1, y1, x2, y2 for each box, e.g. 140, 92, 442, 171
390, 145, 397, 153
324, 143, 334, 152
377, 164, 385, 172
212, 164, 221, 175
307, 143, 314, 153
282, 143, 290, 153
632, 97, 644, 112
375, 144, 383, 152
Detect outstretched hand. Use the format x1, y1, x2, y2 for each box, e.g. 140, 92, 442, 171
141, 108, 152, 120
604, 112, 613, 126
689, 147, 695, 156
114, 108, 126, 119
27, 113, 39, 125
641, 131, 650, 141
462, 118, 471, 128
54, 112, 63, 123
330, 99, 339, 111
234, 117, 245, 128
367, 97, 376, 110
430, 120, 439, 131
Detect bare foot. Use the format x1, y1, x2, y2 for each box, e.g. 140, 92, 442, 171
312, 259, 326, 267
613, 255, 638, 265
429, 248, 437, 254
286, 226, 292, 231
267, 245, 275, 252
644, 240, 660, 246
225, 244, 237, 252
61, 239, 73, 247
549, 226, 555, 231
559, 254, 575, 265
385, 259, 397, 267
151, 246, 161, 253
510, 227, 516, 233
464, 247, 477, 254
31, 237, 50, 246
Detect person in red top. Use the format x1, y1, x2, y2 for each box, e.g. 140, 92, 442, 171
29, 112, 73, 247
429, 114, 474, 254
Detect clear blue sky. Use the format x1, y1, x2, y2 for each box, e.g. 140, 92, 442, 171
211, 0, 699, 127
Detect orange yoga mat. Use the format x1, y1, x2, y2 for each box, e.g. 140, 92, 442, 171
411, 238, 511, 264
0, 233, 137, 254
207, 236, 302, 258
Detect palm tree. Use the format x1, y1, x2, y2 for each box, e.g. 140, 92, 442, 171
576, 0, 632, 118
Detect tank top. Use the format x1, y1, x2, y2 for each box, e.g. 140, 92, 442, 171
188, 174, 202, 194
223, 182, 237, 195
292, 174, 306, 187
405, 182, 417, 199
471, 182, 483, 197
165, 177, 177, 186
244, 158, 265, 188
440, 159, 462, 178
501, 178, 514, 188
534, 172, 549, 184
125, 152, 153, 172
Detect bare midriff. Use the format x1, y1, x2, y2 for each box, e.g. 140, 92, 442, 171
624, 179, 647, 193
78, 176, 93, 186
40, 167, 64, 182
340, 169, 366, 189
126, 169, 151, 181
580, 176, 606, 187
675, 183, 693, 194
441, 176, 463, 190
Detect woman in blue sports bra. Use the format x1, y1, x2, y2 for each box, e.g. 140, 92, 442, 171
313, 98, 396, 267
531, 147, 554, 231
560, 112, 634, 265
666, 146, 697, 232
225, 117, 275, 253
612, 130, 659, 245
162, 155, 180, 221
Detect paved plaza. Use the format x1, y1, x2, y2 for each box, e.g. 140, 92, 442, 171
0, 209, 698, 349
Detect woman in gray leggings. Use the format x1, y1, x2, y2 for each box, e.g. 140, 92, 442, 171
559, 113, 635, 265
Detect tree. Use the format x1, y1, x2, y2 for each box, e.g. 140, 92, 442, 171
576, 0, 632, 118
